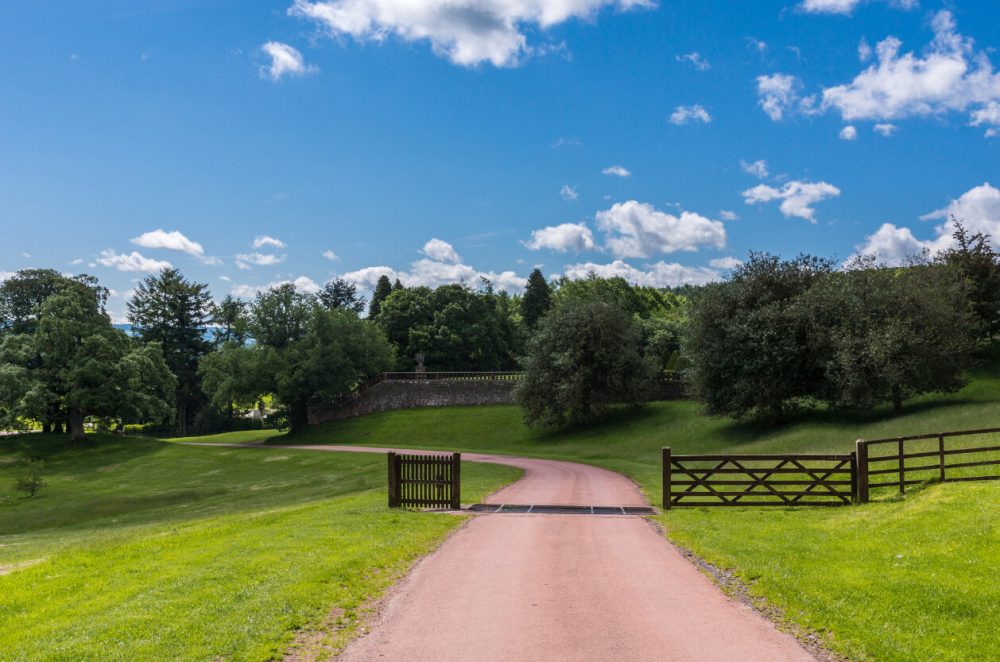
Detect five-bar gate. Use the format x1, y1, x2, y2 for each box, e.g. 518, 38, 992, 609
387, 452, 461, 510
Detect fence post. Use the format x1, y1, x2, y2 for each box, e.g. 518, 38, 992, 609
387, 452, 399, 508
849, 451, 858, 504
855, 439, 869, 503
662, 447, 671, 510
897, 438, 905, 494
938, 435, 946, 483
451, 452, 461, 510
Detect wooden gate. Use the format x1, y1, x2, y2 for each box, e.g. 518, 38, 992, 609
662, 448, 856, 508
387, 452, 461, 510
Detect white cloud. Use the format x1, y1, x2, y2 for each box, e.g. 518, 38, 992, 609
669, 104, 712, 125
421, 238, 461, 264
289, 0, 652, 68
596, 200, 726, 258
0, 271, 15, 282
231, 275, 321, 298
756, 74, 807, 122
70, 258, 84, 265
236, 252, 287, 269
742, 180, 842, 222
747, 37, 768, 54
561, 259, 722, 287
524, 223, 597, 252
552, 136, 582, 148
260, 41, 316, 80
601, 165, 631, 177
821, 12, 1000, 126
560, 184, 579, 201
719, 210, 740, 221
858, 38, 873, 62
853, 182, 1000, 265
676, 52, 710, 71
253, 235, 286, 249
338, 266, 400, 291
874, 122, 899, 136
971, 101, 1000, 134
739, 159, 769, 179
97, 250, 172, 273
131, 229, 204, 256
839, 125, 858, 140
709, 256, 743, 270
799, 0, 917, 15
322, 250, 340, 261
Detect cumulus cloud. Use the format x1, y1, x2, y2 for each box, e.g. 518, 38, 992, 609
742, 180, 842, 222
709, 256, 743, 270
322, 250, 339, 261
524, 223, 597, 252
853, 183, 1000, 265
421, 238, 461, 263
799, 0, 917, 15
596, 200, 726, 258
253, 235, 286, 249
236, 252, 287, 269
561, 259, 723, 287
97, 250, 172, 273
669, 104, 712, 125
719, 210, 740, 221
676, 52, 710, 71
756, 74, 803, 121
289, 0, 652, 68
260, 41, 316, 80
560, 184, 579, 201
601, 165, 631, 177
840, 125, 858, 140
874, 123, 899, 136
131, 229, 204, 256
821, 11, 1000, 127
231, 275, 321, 298
740, 159, 769, 179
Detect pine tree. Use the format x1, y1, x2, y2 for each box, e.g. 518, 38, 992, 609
520, 268, 552, 329
128, 268, 213, 435
368, 275, 393, 319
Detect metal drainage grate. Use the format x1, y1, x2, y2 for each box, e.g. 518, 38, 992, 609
467, 504, 656, 516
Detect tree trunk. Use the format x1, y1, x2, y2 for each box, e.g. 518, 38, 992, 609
53, 421, 64, 434
42, 422, 51, 434
892, 385, 903, 416
68, 407, 86, 442
288, 400, 310, 436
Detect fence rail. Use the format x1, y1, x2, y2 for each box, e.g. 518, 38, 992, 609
382, 371, 524, 381
856, 427, 1000, 501
663, 448, 855, 508
387, 452, 461, 509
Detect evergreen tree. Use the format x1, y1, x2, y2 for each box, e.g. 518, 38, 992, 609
520, 268, 551, 329
318, 278, 366, 315
368, 275, 393, 319
936, 219, 1000, 339
391, 278, 404, 292
127, 268, 213, 435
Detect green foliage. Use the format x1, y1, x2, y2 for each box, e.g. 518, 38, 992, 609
127, 268, 213, 435
517, 297, 655, 427
519, 268, 551, 330
376, 284, 517, 371
14, 458, 45, 497
935, 219, 1000, 338
211, 295, 250, 348
0, 268, 108, 337
201, 285, 394, 434
368, 274, 393, 319
317, 278, 366, 316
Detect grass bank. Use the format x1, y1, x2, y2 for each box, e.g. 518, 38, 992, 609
0, 434, 519, 660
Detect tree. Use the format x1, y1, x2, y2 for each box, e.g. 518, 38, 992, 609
1, 286, 175, 440
128, 268, 213, 435
520, 269, 552, 329
15, 459, 46, 497
391, 278, 404, 292
685, 253, 835, 421
201, 285, 394, 435
211, 295, 250, 348
516, 297, 655, 427
318, 278, 366, 316
368, 275, 393, 319
936, 219, 1000, 339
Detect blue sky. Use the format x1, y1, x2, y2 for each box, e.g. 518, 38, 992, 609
2, 0, 999, 320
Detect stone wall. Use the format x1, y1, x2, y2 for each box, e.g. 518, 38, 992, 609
308, 378, 519, 424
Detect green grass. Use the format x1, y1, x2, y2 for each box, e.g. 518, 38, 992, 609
0, 434, 520, 661
271, 363, 1000, 661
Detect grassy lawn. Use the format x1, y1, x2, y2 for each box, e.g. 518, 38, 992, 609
274, 364, 1000, 661
0, 434, 520, 661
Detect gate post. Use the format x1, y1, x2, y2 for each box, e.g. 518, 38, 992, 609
450, 452, 461, 510
662, 447, 671, 510
387, 452, 399, 508
855, 439, 869, 504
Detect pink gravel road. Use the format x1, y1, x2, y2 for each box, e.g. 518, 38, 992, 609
268, 444, 815, 662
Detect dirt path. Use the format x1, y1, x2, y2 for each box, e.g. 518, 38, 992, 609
264, 443, 814, 661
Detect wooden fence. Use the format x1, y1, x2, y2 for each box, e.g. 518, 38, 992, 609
855, 427, 1000, 502
662, 448, 855, 508
387, 452, 461, 509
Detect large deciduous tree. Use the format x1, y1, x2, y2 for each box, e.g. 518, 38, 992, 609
936, 220, 1000, 339
128, 268, 213, 435
318, 278, 366, 316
